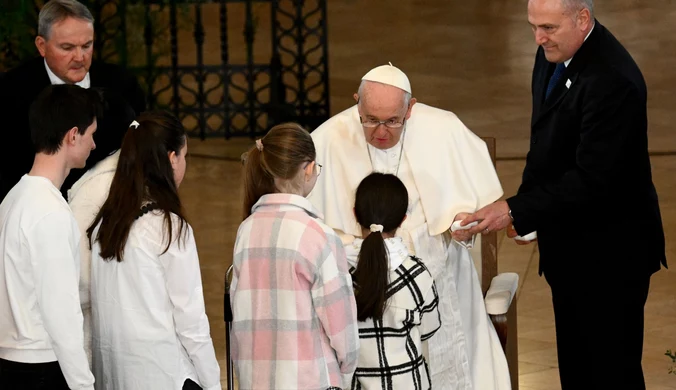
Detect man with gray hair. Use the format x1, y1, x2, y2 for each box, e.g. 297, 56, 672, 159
309, 63, 511, 389
0, 0, 145, 202
462, 0, 666, 388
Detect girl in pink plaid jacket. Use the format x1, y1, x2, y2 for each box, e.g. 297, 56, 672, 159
231, 123, 360, 390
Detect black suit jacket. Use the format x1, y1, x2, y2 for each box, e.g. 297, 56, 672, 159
0, 57, 146, 201
506, 21, 666, 278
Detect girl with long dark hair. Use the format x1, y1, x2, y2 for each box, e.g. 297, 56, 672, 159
87, 111, 220, 390
347, 172, 441, 390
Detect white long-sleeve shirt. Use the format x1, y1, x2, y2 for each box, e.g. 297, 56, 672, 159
0, 175, 95, 390
67, 150, 120, 368
90, 211, 221, 390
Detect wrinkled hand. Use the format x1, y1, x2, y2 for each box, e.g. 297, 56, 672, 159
462, 200, 512, 235
450, 212, 473, 242
507, 224, 534, 245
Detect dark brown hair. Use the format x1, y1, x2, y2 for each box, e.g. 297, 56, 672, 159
241, 122, 315, 219
29, 84, 102, 154
87, 110, 187, 261
353, 172, 408, 321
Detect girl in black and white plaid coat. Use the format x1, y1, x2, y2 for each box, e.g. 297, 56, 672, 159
345, 172, 441, 390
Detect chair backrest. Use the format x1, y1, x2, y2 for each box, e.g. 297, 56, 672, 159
478, 137, 498, 296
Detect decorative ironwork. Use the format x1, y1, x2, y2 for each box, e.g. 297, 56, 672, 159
0, 0, 330, 139
103, 0, 330, 139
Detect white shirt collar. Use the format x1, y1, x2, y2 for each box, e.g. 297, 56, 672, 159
348, 236, 410, 271
564, 22, 595, 67
44, 59, 91, 89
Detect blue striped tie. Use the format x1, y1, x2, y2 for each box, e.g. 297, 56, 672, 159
545, 63, 566, 100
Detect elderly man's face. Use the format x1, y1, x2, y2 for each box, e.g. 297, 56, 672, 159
35, 17, 94, 84
354, 82, 415, 150
528, 0, 592, 63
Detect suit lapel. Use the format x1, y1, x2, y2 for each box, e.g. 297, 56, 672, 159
532, 20, 602, 128
533, 70, 577, 125
37, 65, 51, 89
27, 57, 52, 95
531, 49, 552, 125
88, 61, 99, 87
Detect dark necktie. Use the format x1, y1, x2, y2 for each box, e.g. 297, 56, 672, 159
545, 62, 566, 100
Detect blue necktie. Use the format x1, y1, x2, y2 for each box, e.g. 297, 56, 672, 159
545, 63, 566, 100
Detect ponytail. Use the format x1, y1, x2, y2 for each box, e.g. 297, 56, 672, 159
240, 123, 316, 220
242, 146, 275, 220
353, 231, 390, 321
352, 172, 409, 322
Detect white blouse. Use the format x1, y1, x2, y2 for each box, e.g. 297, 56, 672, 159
90, 211, 221, 390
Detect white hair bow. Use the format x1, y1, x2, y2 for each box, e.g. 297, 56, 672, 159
369, 224, 384, 233
130, 120, 140, 129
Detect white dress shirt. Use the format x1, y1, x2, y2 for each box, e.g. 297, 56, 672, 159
44, 59, 91, 89
90, 212, 221, 390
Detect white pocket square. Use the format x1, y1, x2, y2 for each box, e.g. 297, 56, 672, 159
565, 79, 572, 88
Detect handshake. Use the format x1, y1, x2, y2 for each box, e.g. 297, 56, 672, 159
449, 200, 537, 245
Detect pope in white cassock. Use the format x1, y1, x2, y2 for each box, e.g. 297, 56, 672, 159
307, 63, 511, 389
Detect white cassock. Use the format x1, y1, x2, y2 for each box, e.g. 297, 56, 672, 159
308, 103, 511, 390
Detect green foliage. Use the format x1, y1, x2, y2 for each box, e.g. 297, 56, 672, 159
0, 0, 40, 71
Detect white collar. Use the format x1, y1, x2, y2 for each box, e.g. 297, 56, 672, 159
366, 130, 406, 176
348, 236, 410, 271
44, 59, 91, 89
251, 193, 324, 220
564, 22, 595, 67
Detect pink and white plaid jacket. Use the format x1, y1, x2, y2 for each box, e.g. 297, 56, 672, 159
230, 193, 360, 390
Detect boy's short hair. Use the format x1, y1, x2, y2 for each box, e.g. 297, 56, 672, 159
29, 84, 103, 155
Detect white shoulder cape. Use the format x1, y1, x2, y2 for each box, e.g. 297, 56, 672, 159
308, 103, 503, 237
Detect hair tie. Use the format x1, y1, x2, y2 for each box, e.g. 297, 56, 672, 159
255, 139, 264, 151
130, 120, 140, 129
369, 224, 384, 233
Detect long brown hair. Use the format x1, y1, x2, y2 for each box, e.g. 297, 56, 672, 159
241, 122, 315, 219
353, 172, 408, 321
87, 110, 188, 261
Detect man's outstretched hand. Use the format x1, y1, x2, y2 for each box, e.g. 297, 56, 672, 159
461, 200, 512, 235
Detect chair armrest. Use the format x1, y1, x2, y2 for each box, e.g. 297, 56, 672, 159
485, 272, 519, 315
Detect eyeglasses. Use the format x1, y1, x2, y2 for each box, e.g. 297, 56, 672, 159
305, 161, 323, 176
359, 116, 405, 129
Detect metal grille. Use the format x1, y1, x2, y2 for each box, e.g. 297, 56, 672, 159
0, 0, 330, 139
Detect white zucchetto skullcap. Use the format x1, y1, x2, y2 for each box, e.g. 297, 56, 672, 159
361, 62, 411, 94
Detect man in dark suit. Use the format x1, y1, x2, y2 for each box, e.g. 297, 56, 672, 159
461, 0, 666, 388
0, 0, 145, 201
